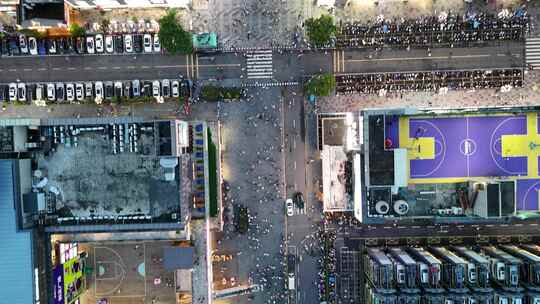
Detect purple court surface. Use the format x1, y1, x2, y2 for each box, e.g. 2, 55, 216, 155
516, 179, 540, 211
406, 115, 528, 179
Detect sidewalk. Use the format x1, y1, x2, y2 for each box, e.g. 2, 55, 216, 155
191, 219, 212, 304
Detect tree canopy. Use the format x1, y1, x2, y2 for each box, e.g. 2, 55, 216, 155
158, 9, 193, 54
305, 14, 336, 47
305, 73, 336, 97
68, 23, 86, 37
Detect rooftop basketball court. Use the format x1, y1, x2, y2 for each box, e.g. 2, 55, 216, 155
79, 241, 177, 304
384, 111, 540, 212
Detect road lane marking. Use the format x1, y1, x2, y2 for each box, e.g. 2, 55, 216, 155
52, 67, 61, 71
346, 54, 491, 62
140, 66, 150, 69
97, 67, 107, 70
185, 54, 190, 78
8, 69, 17, 72
195, 53, 199, 79
126, 66, 135, 69
112, 67, 121, 70
23, 68, 32, 71
83, 67, 92, 70
67, 67, 76, 71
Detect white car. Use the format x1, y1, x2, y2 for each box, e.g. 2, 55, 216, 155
286, 198, 294, 216
75, 83, 84, 101
143, 34, 152, 53
95, 34, 104, 53
47, 83, 55, 101
153, 34, 160, 52
124, 34, 133, 53
19, 36, 28, 54
66, 83, 74, 101
171, 80, 179, 97
152, 80, 160, 97
94, 81, 104, 99
105, 35, 114, 53
84, 82, 93, 98
86, 36, 95, 54
8, 83, 17, 101
17, 83, 26, 101
28, 37, 37, 55
35, 84, 43, 101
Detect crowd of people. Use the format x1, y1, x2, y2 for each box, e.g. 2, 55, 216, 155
336, 68, 523, 95
336, 8, 529, 48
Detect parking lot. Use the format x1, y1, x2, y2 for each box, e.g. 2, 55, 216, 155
2, 32, 162, 57
0, 78, 190, 104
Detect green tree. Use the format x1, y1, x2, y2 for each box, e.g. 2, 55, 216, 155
100, 18, 111, 32
158, 9, 193, 54
305, 73, 336, 97
305, 14, 336, 47
69, 23, 86, 37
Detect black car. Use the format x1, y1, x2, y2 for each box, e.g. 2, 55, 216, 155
0, 39, 9, 56
104, 82, 113, 98
75, 37, 85, 54
28, 84, 36, 101
65, 37, 75, 53
294, 192, 304, 209
123, 81, 132, 98
56, 38, 65, 54
114, 35, 123, 53
142, 81, 152, 97
133, 34, 143, 53
9, 38, 20, 55
0, 85, 7, 101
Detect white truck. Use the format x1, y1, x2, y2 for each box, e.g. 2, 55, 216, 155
288, 273, 295, 290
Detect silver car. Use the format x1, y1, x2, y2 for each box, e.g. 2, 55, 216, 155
66, 83, 75, 102
75, 83, 84, 101
161, 79, 170, 97
47, 83, 55, 101
94, 81, 104, 99
132, 79, 140, 97
152, 80, 160, 97
84, 82, 93, 98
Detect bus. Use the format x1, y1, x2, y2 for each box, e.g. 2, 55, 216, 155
389, 247, 418, 290
364, 248, 395, 290
502, 245, 540, 287
408, 248, 442, 289
480, 246, 522, 289
430, 247, 468, 290
451, 246, 491, 289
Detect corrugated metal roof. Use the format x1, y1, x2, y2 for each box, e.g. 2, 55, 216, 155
0, 160, 34, 304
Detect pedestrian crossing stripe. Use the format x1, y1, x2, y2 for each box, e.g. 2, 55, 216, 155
526, 37, 540, 69
246, 50, 274, 79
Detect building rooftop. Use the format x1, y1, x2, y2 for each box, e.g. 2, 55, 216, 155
0, 160, 34, 304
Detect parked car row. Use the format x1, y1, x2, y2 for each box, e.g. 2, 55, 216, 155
0, 33, 161, 56
0, 79, 190, 103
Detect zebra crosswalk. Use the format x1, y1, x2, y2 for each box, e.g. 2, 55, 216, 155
246, 50, 273, 79
526, 37, 540, 69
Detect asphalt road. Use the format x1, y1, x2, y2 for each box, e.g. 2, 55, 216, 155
0, 41, 524, 84
0, 53, 243, 83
